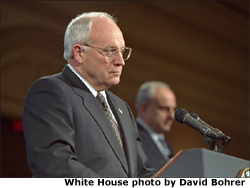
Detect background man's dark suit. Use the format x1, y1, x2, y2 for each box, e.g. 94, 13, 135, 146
23, 65, 155, 177
137, 122, 174, 171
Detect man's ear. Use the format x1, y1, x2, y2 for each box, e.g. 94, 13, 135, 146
72, 44, 84, 63
140, 101, 149, 114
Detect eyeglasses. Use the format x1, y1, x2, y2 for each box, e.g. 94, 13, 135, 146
82, 44, 132, 61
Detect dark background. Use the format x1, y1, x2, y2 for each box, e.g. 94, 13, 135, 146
1, 1, 249, 177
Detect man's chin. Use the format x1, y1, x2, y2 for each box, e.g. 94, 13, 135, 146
107, 78, 120, 87
163, 125, 172, 133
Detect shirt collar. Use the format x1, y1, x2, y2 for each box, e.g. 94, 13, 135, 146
67, 63, 106, 98
136, 117, 165, 141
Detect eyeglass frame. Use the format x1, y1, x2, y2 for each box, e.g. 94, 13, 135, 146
82, 44, 132, 61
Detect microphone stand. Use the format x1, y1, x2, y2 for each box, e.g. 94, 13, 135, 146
218, 136, 232, 153
203, 136, 219, 152
203, 135, 231, 153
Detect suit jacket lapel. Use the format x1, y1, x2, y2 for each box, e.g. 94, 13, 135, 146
62, 65, 129, 174
75, 89, 129, 174
107, 93, 135, 175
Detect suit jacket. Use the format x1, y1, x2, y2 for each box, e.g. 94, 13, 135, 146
22, 65, 155, 178
137, 121, 174, 171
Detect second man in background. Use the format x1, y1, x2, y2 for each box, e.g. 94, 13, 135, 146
135, 81, 177, 171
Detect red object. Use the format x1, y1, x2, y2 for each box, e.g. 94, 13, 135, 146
12, 119, 23, 132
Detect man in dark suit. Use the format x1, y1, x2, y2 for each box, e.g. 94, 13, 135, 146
22, 12, 155, 178
135, 81, 176, 171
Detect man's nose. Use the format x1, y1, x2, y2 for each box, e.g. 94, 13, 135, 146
170, 108, 175, 120
114, 52, 125, 66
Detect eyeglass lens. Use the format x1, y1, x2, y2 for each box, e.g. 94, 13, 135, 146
107, 48, 131, 61
111, 48, 131, 61
122, 48, 131, 60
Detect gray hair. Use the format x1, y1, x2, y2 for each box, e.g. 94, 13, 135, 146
135, 81, 170, 111
63, 12, 117, 60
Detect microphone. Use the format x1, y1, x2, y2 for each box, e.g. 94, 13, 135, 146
189, 113, 231, 152
190, 113, 226, 139
175, 108, 219, 140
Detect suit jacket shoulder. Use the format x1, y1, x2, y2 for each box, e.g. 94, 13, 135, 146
137, 122, 174, 171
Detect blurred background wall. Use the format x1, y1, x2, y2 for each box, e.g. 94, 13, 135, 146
1, 1, 249, 177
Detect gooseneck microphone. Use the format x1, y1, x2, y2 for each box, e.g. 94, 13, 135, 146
190, 113, 226, 139
174, 108, 219, 140
189, 113, 232, 152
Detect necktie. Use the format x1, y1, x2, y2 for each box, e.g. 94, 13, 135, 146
158, 136, 171, 161
96, 92, 125, 153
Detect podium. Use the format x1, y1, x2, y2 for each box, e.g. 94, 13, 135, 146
154, 148, 250, 178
